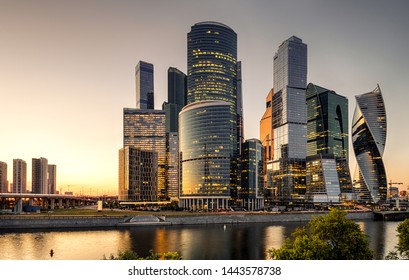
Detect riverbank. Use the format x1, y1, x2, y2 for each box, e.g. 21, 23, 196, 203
0, 210, 373, 229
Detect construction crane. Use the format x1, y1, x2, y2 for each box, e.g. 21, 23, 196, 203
387, 180, 403, 203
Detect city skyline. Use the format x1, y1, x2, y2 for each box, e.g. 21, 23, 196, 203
1, 0, 409, 195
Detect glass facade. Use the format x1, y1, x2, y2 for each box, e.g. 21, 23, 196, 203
123, 108, 167, 201
179, 101, 237, 209
187, 21, 237, 107
352, 85, 387, 203
306, 83, 352, 200
118, 147, 158, 202
271, 36, 307, 202
166, 132, 179, 200
135, 61, 154, 109
241, 139, 264, 210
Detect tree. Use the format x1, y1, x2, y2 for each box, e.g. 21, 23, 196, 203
386, 218, 409, 259
104, 249, 182, 260
269, 209, 374, 260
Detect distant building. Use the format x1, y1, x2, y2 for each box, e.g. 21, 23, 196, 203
260, 89, 274, 198
32, 157, 48, 194
48, 165, 57, 194
305, 83, 352, 203
241, 139, 264, 210
0, 161, 8, 193
135, 61, 154, 109
123, 108, 166, 201
352, 84, 387, 203
118, 147, 158, 202
270, 36, 308, 202
13, 159, 27, 193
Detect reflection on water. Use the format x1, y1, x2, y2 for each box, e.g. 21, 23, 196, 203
0, 221, 400, 260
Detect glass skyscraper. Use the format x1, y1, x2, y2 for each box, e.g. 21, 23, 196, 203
179, 101, 237, 210
241, 139, 264, 210
352, 84, 387, 203
271, 36, 307, 202
305, 83, 352, 202
123, 108, 166, 201
135, 61, 154, 110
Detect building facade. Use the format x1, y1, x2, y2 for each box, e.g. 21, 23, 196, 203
306, 83, 352, 202
179, 101, 237, 210
270, 36, 308, 202
166, 132, 179, 200
118, 147, 158, 202
260, 89, 274, 198
48, 164, 57, 194
123, 108, 167, 201
135, 61, 154, 109
0, 161, 7, 193
352, 84, 387, 203
241, 139, 264, 210
13, 159, 26, 193
32, 157, 48, 194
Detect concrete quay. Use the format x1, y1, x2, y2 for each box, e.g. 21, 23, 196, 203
0, 211, 373, 230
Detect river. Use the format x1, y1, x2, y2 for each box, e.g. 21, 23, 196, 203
0, 220, 401, 260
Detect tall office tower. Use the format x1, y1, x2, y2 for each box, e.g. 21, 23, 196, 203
163, 67, 187, 133
271, 36, 308, 202
241, 139, 265, 211
118, 147, 158, 202
352, 84, 387, 203
32, 157, 48, 194
166, 132, 179, 200
0, 161, 7, 193
186, 21, 239, 200
305, 83, 352, 203
260, 89, 274, 199
13, 159, 26, 193
179, 101, 237, 210
48, 164, 57, 194
135, 61, 154, 109
123, 108, 167, 201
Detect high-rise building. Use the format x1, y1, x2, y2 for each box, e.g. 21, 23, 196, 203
118, 147, 158, 202
271, 36, 308, 202
184, 21, 239, 203
0, 161, 7, 193
13, 159, 26, 193
166, 132, 179, 200
260, 89, 274, 198
179, 101, 237, 210
305, 83, 352, 202
163, 67, 187, 133
135, 61, 154, 109
48, 164, 57, 194
123, 108, 166, 201
32, 157, 48, 194
352, 84, 387, 203
241, 139, 264, 210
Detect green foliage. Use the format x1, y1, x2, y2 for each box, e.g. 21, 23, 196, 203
269, 209, 374, 260
104, 249, 182, 260
386, 218, 409, 259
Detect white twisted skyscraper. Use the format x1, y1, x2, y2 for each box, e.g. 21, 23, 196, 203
352, 84, 387, 203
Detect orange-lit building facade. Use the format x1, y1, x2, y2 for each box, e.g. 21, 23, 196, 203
260, 89, 274, 198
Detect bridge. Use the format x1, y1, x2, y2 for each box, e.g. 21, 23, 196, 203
0, 193, 99, 213
373, 211, 409, 221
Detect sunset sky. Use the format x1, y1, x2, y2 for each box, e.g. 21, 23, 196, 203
1, 0, 409, 195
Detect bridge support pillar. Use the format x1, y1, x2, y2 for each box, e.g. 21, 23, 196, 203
14, 198, 23, 213
29, 198, 33, 206
50, 198, 55, 210
58, 198, 63, 208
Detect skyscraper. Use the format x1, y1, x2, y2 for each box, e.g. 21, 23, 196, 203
184, 21, 239, 204
0, 161, 7, 193
123, 108, 166, 201
305, 83, 352, 202
260, 89, 274, 199
32, 157, 48, 194
241, 139, 264, 210
13, 159, 26, 193
179, 101, 236, 210
119, 147, 158, 202
48, 164, 57, 194
271, 36, 307, 202
135, 61, 154, 109
352, 84, 387, 203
